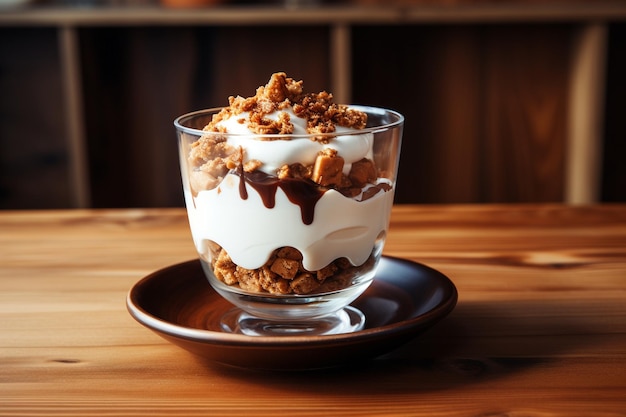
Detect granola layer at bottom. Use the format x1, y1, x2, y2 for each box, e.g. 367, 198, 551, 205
208, 243, 374, 295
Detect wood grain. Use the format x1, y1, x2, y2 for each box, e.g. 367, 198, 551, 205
1, 205, 625, 416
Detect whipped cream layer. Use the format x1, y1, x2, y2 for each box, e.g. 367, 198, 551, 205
217, 109, 374, 175
186, 173, 393, 271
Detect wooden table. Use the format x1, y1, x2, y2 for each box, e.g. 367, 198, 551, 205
1, 204, 625, 416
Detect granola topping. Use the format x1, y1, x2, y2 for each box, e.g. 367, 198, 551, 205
204, 72, 366, 139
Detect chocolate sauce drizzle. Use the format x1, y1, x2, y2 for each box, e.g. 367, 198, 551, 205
235, 167, 392, 226
236, 168, 325, 225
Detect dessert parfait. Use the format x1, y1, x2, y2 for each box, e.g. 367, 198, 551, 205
175, 72, 403, 336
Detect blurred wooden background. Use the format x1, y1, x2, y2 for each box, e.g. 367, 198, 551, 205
0, 1, 625, 209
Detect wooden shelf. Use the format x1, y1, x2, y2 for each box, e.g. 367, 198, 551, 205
2, 3, 626, 26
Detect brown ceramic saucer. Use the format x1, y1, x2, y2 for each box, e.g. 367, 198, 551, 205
126, 256, 457, 371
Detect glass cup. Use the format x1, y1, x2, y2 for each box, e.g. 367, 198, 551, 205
175, 106, 403, 336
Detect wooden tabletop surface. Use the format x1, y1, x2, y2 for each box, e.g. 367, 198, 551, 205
1, 204, 625, 416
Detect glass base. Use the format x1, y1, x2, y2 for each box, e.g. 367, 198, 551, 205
220, 306, 365, 336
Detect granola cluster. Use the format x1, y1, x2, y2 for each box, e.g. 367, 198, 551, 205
278, 150, 378, 198
203, 72, 367, 138
188, 136, 241, 193
210, 244, 373, 295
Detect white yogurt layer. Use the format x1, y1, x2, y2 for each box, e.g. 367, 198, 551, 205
217, 109, 374, 175
186, 173, 394, 271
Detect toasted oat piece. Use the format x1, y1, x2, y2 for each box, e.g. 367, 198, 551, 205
290, 272, 320, 294
349, 158, 377, 188
276, 247, 303, 260
259, 267, 291, 294
236, 267, 263, 292
277, 163, 312, 181
311, 149, 344, 187
316, 263, 338, 281
270, 257, 300, 280
213, 249, 238, 285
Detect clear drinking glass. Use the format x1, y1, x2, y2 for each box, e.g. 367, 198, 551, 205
175, 106, 403, 336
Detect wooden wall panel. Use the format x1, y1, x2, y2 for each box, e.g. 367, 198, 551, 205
0, 28, 71, 209
481, 24, 571, 203
81, 28, 136, 208
602, 22, 626, 202
352, 26, 485, 204
352, 24, 572, 204
209, 26, 331, 107
126, 28, 198, 208
81, 27, 197, 208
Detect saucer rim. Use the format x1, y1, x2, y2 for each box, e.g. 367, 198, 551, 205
126, 255, 458, 347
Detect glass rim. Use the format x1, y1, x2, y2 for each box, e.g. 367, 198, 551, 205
173, 105, 404, 139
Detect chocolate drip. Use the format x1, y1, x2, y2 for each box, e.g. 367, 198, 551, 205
277, 177, 325, 226
236, 169, 393, 225
239, 170, 279, 209
236, 170, 324, 225
237, 164, 248, 200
